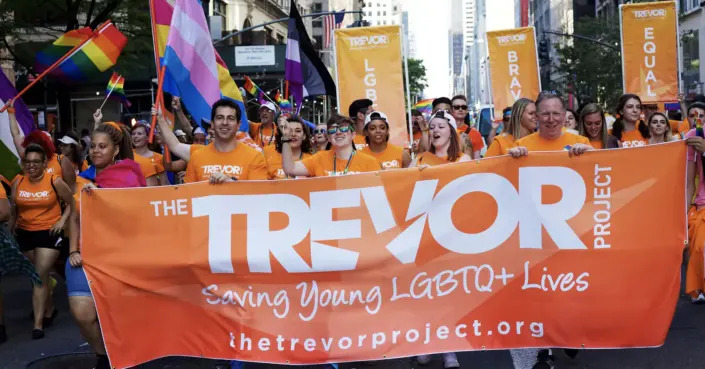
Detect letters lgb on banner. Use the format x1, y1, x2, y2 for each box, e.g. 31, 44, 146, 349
620, 1, 678, 102
82, 143, 686, 369
486, 27, 541, 121
334, 26, 406, 146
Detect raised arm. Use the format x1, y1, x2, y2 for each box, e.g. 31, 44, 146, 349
171, 97, 193, 133
7, 104, 26, 158
280, 118, 310, 177
153, 105, 192, 161
93, 109, 103, 130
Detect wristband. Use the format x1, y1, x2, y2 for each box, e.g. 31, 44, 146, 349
281, 138, 292, 143
7, 107, 15, 114
69, 251, 80, 256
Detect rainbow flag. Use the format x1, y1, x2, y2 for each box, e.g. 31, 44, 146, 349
413, 98, 433, 116
35, 22, 127, 82
243, 76, 267, 103
106, 72, 131, 107
151, 0, 248, 130
275, 91, 293, 112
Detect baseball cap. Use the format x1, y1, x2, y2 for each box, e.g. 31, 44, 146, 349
364, 111, 388, 127
174, 129, 186, 137
429, 110, 457, 130
259, 101, 277, 113
57, 135, 79, 146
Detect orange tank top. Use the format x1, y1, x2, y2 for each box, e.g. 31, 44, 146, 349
14, 174, 61, 231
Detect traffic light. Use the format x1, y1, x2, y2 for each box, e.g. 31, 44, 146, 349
538, 39, 549, 65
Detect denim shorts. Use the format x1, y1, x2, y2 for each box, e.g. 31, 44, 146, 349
65, 259, 92, 297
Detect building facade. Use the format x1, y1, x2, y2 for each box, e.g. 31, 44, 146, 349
679, 0, 704, 96
361, 0, 401, 26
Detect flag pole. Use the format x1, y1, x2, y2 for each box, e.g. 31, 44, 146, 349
149, 65, 166, 144
0, 23, 106, 113
99, 79, 118, 110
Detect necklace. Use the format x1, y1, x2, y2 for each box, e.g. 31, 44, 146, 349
332, 151, 355, 176
260, 124, 276, 146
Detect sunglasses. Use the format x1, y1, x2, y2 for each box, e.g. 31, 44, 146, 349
452, 105, 468, 110
313, 128, 327, 135
327, 125, 352, 135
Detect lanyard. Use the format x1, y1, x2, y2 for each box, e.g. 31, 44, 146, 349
260, 124, 276, 146
332, 151, 355, 176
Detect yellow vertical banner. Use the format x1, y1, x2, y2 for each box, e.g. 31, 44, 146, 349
334, 26, 407, 146
620, 1, 678, 103
486, 27, 541, 121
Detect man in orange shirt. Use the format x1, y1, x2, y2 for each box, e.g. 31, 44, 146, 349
183, 99, 267, 183
451, 94, 485, 159
509, 91, 592, 157
348, 99, 374, 150
249, 102, 278, 147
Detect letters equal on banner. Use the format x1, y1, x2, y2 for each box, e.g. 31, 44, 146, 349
619, 1, 678, 103
82, 143, 686, 369
486, 27, 541, 121
334, 26, 407, 146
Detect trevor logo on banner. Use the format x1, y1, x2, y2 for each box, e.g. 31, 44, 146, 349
334, 26, 406, 146
619, 1, 678, 102
82, 143, 686, 369
486, 27, 541, 121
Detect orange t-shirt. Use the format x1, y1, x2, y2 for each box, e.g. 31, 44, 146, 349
184, 142, 268, 182
301, 150, 380, 177
515, 132, 590, 151
14, 174, 61, 231
415, 152, 453, 166
361, 144, 404, 170
45, 155, 63, 178
589, 140, 604, 150
353, 135, 368, 150
457, 125, 485, 152
133, 150, 165, 179
262, 145, 311, 180
0, 182, 6, 199
484, 133, 517, 157
618, 129, 648, 148
250, 122, 277, 147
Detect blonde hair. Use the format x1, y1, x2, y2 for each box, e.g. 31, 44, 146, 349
579, 103, 608, 144
508, 98, 535, 140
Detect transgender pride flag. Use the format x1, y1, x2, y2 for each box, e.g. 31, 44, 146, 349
163, 0, 227, 127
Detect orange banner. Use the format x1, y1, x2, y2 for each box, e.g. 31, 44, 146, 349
82, 143, 686, 369
334, 26, 406, 146
486, 27, 541, 121
620, 1, 678, 103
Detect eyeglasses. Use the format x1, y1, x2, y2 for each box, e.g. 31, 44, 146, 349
327, 125, 352, 135
452, 105, 468, 110
689, 113, 705, 119
313, 128, 327, 135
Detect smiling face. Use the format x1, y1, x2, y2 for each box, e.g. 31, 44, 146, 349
327, 123, 354, 149
23, 151, 46, 179
565, 111, 577, 129
429, 117, 452, 149
521, 103, 538, 132
648, 113, 668, 138
620, 98, 642, 123
260, 107, 275, 125
193, 133, 206, 145
365, 119, 389, 145
537, 97, 565, 140
58, 143, 73, 157
213, 106, 239, 142
90, 132, 118, 169
583, 112, 603, 140
131, 125, 148, 148
287, 122, 305, 149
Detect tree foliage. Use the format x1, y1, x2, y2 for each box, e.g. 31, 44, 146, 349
403, 58, 428, 102
554, 15, 623, 111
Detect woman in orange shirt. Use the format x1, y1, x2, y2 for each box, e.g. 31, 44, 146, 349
131, 121, 168, 186
646, 112, 674, 144
282, 114, 380, 177
263, 116, 313, 179
578, 103, 620, 149
361, 111, 411, 169
610, 94, 649, 148
9, 144, 73, 339
67, 122, 143, 369
411, 110, 471, 168
485, 98, 537, 157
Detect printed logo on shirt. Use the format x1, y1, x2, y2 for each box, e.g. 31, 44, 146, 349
355, 143, 368, 150
18, 190, 49, 198
621, 140, 646, 148
201, 165, 243, 176
323, 170, 364, 176
276, 169, 285, 178
46, 168, 56, 174
381, 160, 400, 169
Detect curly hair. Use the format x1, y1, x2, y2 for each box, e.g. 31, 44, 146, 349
275, 116, 312, 155
22, 131, 55, 160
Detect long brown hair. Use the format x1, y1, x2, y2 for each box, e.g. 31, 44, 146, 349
579, 103, 608, 144
93, 122, 134, 161
508, 98, 535, 140
612, 94, 649, 140
429, 119, 461, 162
646, 112, 673, 142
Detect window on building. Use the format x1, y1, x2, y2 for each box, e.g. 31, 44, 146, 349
314, 35, 323, 48
314, 3, 322, 12
383, 20, 387, 25
313, 19, 322, 27
394, 6, 398, 11
376, 21, 380, 25
383, 11, 386, 15
377, 11, 380, 15
683, 30, 700, 91
214, 0, 226, 16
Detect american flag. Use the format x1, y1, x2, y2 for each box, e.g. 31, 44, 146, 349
323, 10, 345, 48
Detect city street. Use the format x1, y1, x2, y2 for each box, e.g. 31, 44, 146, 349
0, 266, 703, 369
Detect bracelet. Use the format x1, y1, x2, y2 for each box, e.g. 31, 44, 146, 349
422, 129, 429, 132
69, 251, 80, 256
281, 138, 292, 143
